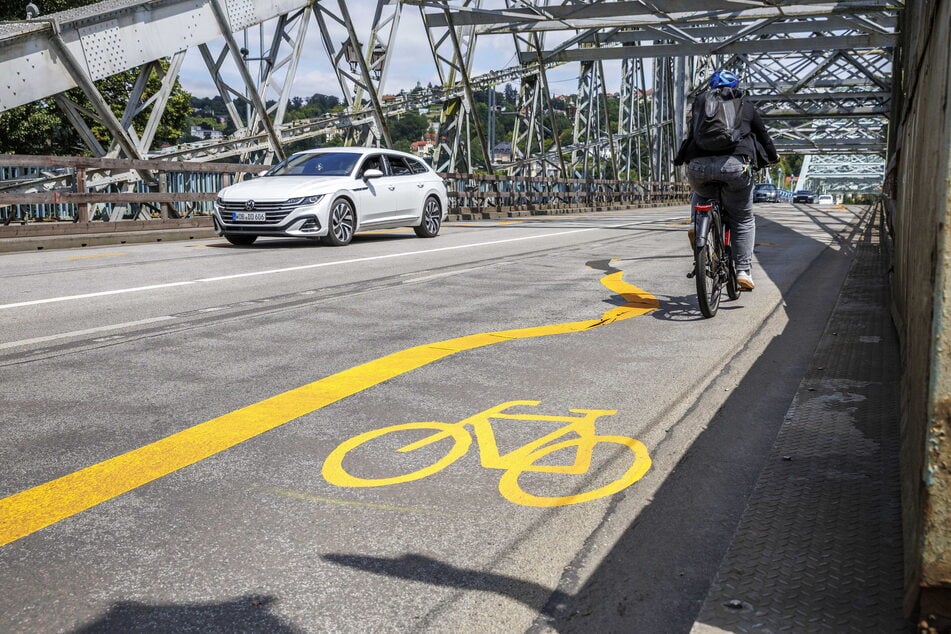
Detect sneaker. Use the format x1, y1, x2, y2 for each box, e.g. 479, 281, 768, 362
736, 270, 755, 291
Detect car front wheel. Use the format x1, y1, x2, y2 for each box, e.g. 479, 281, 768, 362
322, 198, 355, 246
414, 196, 442, 238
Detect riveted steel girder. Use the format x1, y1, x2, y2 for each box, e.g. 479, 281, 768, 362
0, 0, 312, 111
504, 0, 565, 177
413, 0, 898, 186
313, 0, 399, 147
797, 153, 886, 194
421, 0, 497, 174
0, 0, 900, 192
417, 0, 902, 33
572, 60, 615, 179
0, 0, 316, 162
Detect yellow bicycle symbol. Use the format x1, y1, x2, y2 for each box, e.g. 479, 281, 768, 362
322, 400, 651, 507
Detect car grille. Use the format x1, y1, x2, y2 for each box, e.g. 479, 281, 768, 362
218, 200, 296, 224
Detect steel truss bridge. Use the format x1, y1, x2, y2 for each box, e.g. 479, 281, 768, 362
0, 0, 901, 198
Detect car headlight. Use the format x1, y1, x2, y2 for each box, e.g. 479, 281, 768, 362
286, 195, 324, 206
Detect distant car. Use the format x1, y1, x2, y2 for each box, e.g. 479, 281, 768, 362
753, 183, 778, 203
213, 147, 448, 246
817, 195, 835, 205
793, 189, 816, 204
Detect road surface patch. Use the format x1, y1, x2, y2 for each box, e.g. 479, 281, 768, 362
0, 269, 657, 547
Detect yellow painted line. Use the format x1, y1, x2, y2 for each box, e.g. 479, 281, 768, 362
268, 488, 458, 518
0, 271, 657, 548
65, 253, 126, 261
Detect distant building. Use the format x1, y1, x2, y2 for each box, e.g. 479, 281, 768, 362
411, 132, 437, 158
491, 141, 513, 163
190, 126, 223, 140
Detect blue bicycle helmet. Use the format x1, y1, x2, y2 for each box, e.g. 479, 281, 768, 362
709, 70, 740, 89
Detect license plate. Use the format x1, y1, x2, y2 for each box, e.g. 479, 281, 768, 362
233, 211, 266, 222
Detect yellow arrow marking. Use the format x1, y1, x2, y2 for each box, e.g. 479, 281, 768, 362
0, 271, 657, 547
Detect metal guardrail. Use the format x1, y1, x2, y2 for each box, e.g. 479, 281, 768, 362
442, 173, 690, 217
0, 155, 690, 237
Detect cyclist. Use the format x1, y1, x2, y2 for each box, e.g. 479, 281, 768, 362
674, 70, 779, 291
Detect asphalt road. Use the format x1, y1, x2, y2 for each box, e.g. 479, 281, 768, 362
0, 204, 862, 633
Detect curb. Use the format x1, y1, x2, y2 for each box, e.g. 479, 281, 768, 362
0, 227, 219, 253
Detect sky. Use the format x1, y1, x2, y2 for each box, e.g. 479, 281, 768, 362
176, 2, 620, 103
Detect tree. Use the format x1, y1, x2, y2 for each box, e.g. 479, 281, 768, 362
308, 93, 341, 110
605, 95, 620, 134
285, 93, 342, 122
0, 0, 75, 18
190, 96, 230, 118
386, 111, 430, 144
0, 102, 80, 154
503, 83, 518, 106
779, 154, 804, 180
92, 61, 193, 148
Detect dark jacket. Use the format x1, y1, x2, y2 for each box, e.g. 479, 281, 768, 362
674, 88, 779, 168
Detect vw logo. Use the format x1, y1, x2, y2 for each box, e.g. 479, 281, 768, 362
245, 200, 255, 210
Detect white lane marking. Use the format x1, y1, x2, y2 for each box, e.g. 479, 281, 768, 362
0, 281, 195, 310
0, 316, 176, 350
0, 228, 596, 310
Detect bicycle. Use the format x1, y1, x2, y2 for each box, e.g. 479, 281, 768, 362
322, 400, 651, 508
688, 195, 739, 317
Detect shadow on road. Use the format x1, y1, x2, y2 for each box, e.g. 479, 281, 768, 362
74, 595, 300, 633
324, 553, 574, 619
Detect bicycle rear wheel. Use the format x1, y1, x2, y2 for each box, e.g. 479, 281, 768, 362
725, 242, 739, 300
695, 220, 722, 318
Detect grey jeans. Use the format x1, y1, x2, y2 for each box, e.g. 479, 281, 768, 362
686, 155, 755, 272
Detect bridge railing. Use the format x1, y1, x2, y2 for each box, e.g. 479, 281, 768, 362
0, 155, 262, 227
442, 173, 690, 218
0, 155, 689, 236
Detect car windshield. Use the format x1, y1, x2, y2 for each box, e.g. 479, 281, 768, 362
755, 184, 775, 189
266, 152, 359, 177
796, 190, 813, 195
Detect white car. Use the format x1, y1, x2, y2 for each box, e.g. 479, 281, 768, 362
214, 147, 448, 246
817, 194, 835, 205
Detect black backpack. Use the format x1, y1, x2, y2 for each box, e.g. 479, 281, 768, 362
693, 89, 744, 152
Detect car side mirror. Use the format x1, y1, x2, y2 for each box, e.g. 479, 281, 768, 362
363, 168, 384, 179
